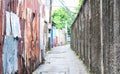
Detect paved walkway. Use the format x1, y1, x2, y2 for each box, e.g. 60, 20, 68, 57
33, 45, 89, 74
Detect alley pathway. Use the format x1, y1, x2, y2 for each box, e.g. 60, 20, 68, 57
33, 45, 89, 74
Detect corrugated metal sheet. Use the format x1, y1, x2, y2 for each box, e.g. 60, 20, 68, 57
25, 8, 32, 73
26, 0, 40, 13
25, 8, 41, 73
0, 0, 3, 73
2, 11, 21, 74
1, 0, 47, 74
39, 3, 48, 63
18, 18, 26, 74
11, 12, 21, 38
36, 14, 40, 65
3, 36, 18, 74
5, 0, 18, 13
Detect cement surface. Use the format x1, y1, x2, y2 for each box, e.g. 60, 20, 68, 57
33, 45, 89, 74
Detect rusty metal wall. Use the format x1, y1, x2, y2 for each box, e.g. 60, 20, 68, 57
18, 18, 26, 74
71, 0, 120, 74
0, 0, 3, 74
0, 0, 46, 74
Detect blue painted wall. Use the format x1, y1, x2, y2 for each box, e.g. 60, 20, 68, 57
50, 26, 56, 48
3, 36, 18, 74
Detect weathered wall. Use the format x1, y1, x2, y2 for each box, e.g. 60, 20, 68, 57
71, 0, 120, 74
56, 29, 66, 46
50, 25, 56, 48
0, 0, 3, 74
0, 0, 48, 74
114, 0, 120, 74
102, 0, 115, 74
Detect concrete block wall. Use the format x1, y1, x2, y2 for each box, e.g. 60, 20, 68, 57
71, 0, 120, 74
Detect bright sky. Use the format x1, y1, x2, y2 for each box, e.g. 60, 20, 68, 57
52, 0, 79, 11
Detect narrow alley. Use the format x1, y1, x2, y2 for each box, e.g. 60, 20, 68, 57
33, 45, 89, 74
0, 0, 120, 74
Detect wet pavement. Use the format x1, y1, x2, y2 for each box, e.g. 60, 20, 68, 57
33, 45, 89, 74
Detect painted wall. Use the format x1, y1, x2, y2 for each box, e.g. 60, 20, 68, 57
50, 26, 56, 48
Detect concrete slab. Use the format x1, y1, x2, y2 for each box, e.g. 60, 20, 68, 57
33, 45, 89, 74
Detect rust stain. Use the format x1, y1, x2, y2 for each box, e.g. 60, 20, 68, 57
1, 0, 43, 73
0, 3, 3, 74
18, 18, 26, 74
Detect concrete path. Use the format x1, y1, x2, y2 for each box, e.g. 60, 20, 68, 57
33, 45, 89, 74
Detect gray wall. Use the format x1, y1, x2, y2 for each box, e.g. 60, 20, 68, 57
71, 0, 120, 74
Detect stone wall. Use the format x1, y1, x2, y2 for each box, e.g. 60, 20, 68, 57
71, 0, 120, 74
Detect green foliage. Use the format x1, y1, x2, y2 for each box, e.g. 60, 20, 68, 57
79, 0, 83, 7
76, 0, 83, 11
52, 7, 76, 36
52, 0, 84, 36
52, 8, 69, 29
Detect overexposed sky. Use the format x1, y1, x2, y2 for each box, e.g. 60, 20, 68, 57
52, 0, 79, 11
